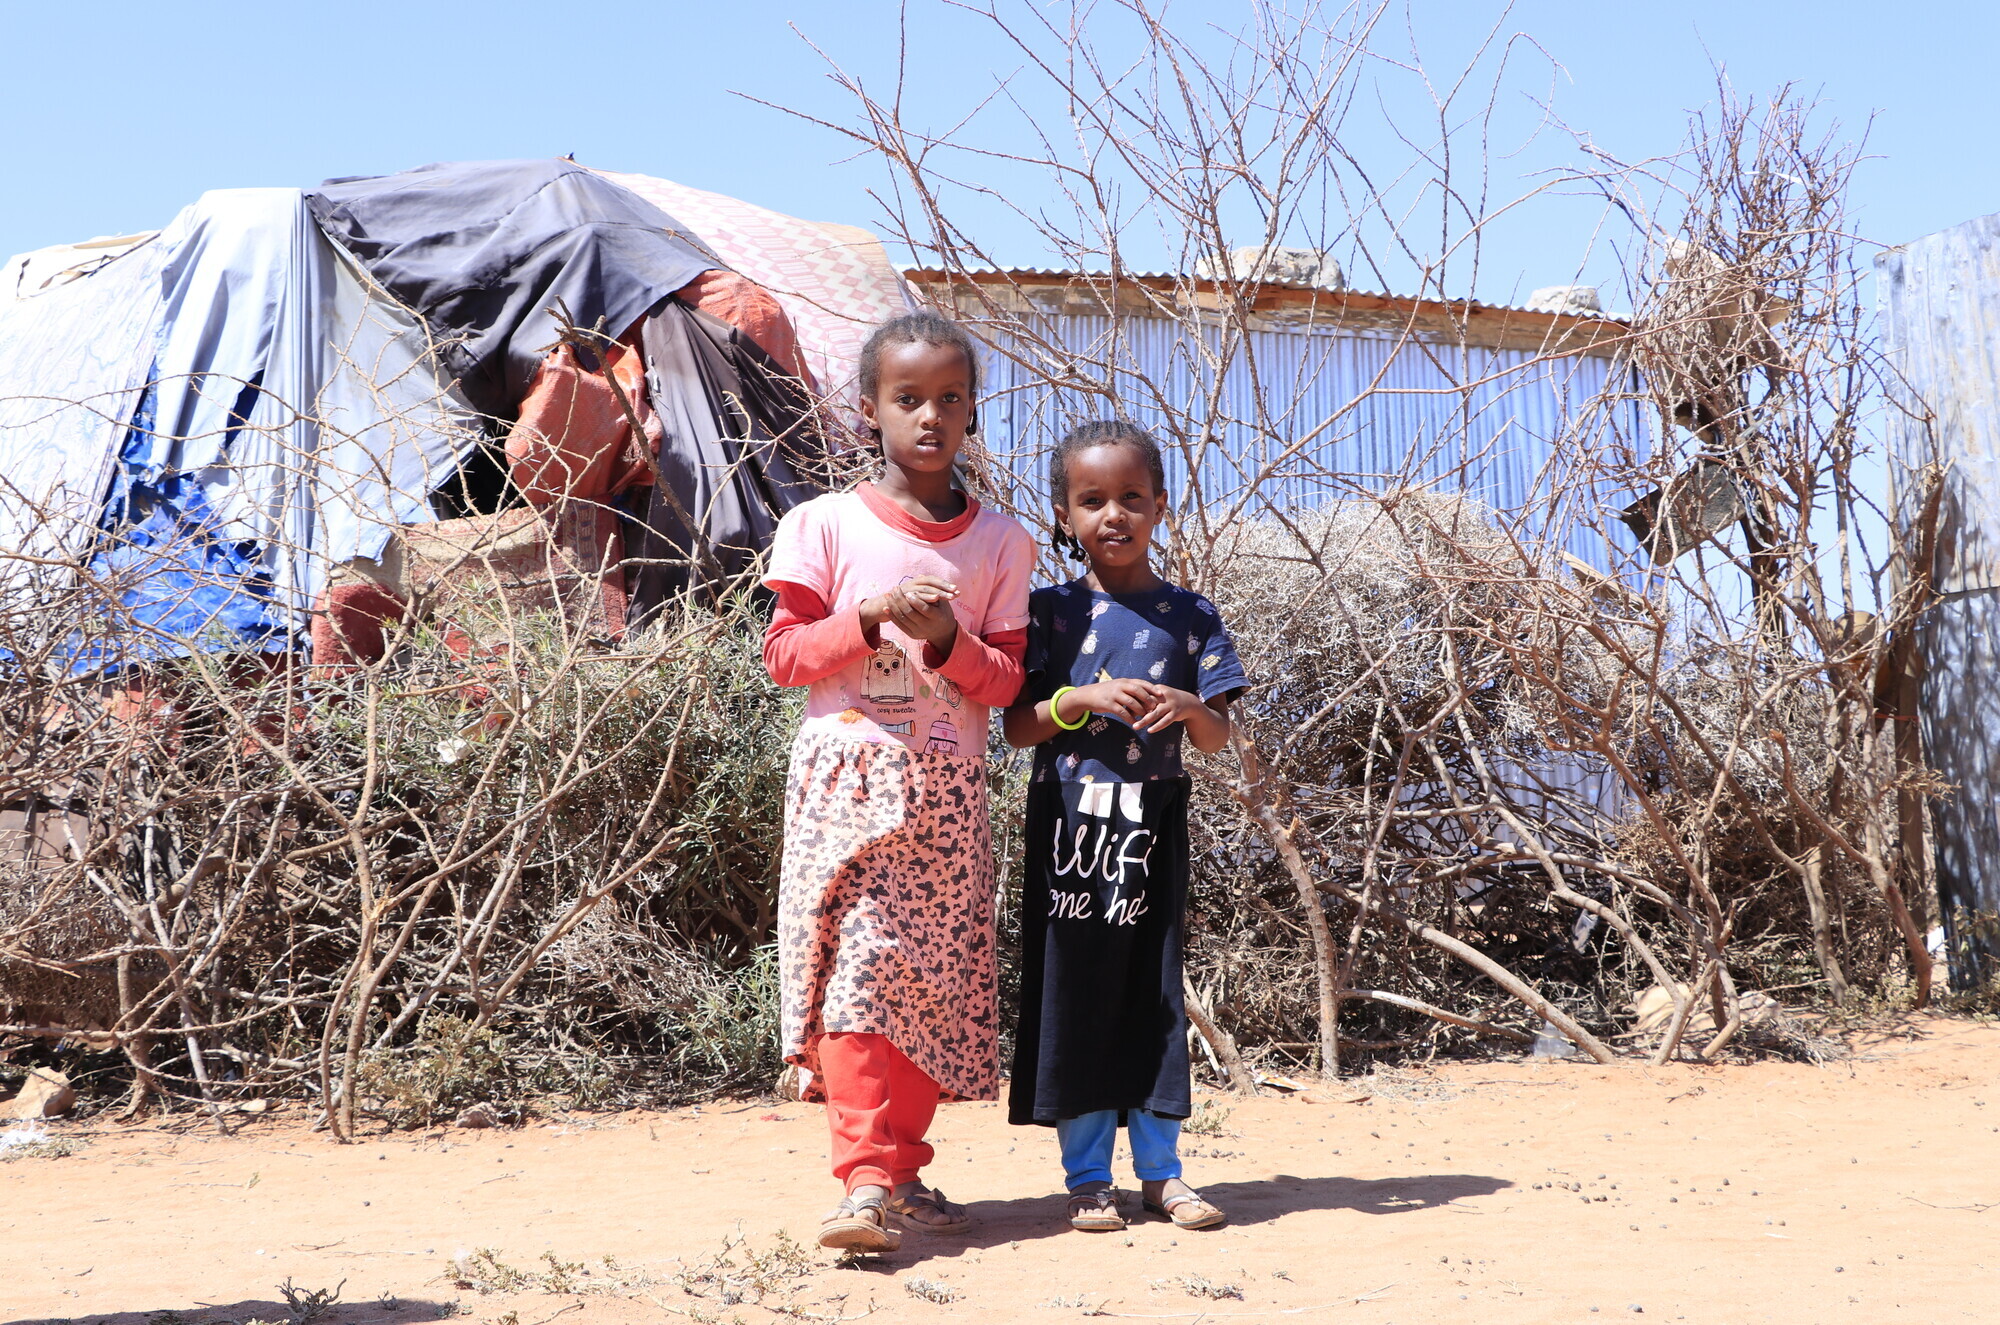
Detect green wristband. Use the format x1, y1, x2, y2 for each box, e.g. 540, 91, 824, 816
1048, 686, 1090, 730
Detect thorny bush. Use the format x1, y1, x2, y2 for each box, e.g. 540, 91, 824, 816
0, 568, 798, 1132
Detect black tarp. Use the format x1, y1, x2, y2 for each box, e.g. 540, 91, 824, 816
624, 299, 827, 619
306, 159, 716, 421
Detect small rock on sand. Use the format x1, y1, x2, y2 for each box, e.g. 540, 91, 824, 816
455, 1102, 500, 1128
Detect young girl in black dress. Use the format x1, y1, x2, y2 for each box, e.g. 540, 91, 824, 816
1002, 420, 1248, 1232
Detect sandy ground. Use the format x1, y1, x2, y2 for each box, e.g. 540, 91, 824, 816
7, 1014, 2000, 1325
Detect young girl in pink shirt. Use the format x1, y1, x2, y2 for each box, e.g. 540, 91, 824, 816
761, 311, 1035, 1252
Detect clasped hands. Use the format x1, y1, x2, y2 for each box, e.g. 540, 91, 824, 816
1059, 677, 1207, 734
860, 575, 961, 650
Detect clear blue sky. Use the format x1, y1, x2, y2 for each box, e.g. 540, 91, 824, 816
4, 1, 1994, 310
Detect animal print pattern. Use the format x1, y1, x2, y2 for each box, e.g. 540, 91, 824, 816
778, 729, 997, 1103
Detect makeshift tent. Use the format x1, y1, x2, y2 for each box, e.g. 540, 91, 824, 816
0, 159, 913, 664
306, 159, 718, 422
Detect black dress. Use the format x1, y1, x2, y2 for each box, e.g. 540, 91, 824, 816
1007, 580, 1247, 1127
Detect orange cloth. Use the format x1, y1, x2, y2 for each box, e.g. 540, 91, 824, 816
817, 1031, 942, 1191
505, 268, 805, 509
310, 581, 408, 668
675, 268, 811, 386
504, 324, 661, 506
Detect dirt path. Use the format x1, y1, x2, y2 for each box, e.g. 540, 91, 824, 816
7, 1014, 1998, 1325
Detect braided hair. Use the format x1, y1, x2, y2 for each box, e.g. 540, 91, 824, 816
1048, 419, 1168, 561
856, 310, 981, 440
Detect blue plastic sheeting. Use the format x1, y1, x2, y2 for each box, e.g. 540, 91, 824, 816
75, 374, 289, 669
1878, 212, 2000, 983
131, 188, 480, 625
134, 190, 326, 625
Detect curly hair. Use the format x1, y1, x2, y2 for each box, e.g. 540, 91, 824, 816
1048, 419, 1168, 561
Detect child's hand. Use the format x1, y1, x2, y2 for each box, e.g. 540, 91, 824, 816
1071, 678, 1159, 724
881, 576, 961, 646
1134, 685, 1208, 733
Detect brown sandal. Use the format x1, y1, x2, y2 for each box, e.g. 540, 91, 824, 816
887, 1184, 971, 1234
1067, 1186, 1126, 1232
1143, 1188, 1226, 1230
818, 1192, 902, 1252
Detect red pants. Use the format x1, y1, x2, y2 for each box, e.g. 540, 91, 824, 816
817, 1031, 940, 1192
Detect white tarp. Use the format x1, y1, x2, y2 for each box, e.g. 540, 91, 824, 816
0, 189, 479, 633
0, 235, 168, 561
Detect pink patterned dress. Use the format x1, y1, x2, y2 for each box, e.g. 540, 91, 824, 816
763, 485, 1033, 1101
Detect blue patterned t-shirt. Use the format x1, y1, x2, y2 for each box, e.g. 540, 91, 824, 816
1024, 579, 1249, 783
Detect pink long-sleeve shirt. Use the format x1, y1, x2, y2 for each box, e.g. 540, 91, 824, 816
762, 482, 1033, 756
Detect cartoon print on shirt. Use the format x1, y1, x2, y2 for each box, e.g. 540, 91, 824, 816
925, 718, 959, 754
862, 639, 914, 704
1029, 579, 1247, 784
933, 674, 963, 708
878, 719, 914, 736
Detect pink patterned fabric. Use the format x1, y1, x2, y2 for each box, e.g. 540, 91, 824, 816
593, 170, 915, 414
779, 729, 997, 1103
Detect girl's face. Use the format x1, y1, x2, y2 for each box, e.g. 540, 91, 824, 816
1056, 442, 1167, 571
860, 340, 974, 479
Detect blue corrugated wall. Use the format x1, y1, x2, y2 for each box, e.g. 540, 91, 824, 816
1880, 213, 2000, 983
974, 310, 1647, 843
978, 314, 1644, 574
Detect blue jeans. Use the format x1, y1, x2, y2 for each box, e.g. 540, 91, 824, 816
1056, 1109, 1183, 1189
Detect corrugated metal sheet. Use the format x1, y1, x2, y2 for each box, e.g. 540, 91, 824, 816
906, 265, 1611, 317
1879, 213, 2000, 982
978, 313, 1645, 573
